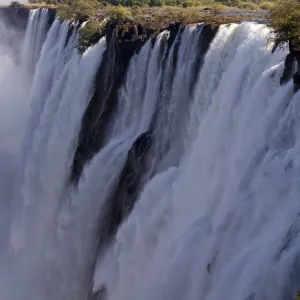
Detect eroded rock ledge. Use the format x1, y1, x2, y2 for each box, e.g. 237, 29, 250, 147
292, 41, 300, 93
280, 40, 300, 93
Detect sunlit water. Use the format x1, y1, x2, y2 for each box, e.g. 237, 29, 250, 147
0, 9, 299, 300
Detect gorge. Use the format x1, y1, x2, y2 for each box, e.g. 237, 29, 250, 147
0, 6, 300, 300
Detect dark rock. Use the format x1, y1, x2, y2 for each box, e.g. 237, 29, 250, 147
137, 24, 144, 35
70, 21, 219, 299
280, 53, 295, 85
202, 7, 213, 12
71, 23, 149, 183
293, 73, 300, 85
280, 39, 300, 92
71, 21, 183, 183
97, 131, 152, 247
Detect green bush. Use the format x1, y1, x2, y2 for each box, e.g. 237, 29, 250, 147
164, 0, 177, 5
45, 0, 57, 4
9, 1, 23, 7
247, 0, 261, 5
116, 0, 149, 5
258, 1, 274, 10
210, 3, 227, 13
149, 0, 164, 6
269, 0, 300, 47
201, 0, 217, 5
216, 0, 239, 7
78, 19, 102, 52
237, 1, 258, 9
58, 0, 99, 21
106, 5, 133, 20
182, 0, 193, 7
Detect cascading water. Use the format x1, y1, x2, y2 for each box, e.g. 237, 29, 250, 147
0, 7, 299, 300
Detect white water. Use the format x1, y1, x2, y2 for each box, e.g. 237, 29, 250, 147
0, 8, 299, 300
0, 10, 107, 300
93, 23, 300, 300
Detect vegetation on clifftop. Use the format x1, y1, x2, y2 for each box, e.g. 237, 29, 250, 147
26, 0, 276, 11
58, 0, 99, 21
45, 0, 266, 51
269, 0, 300, 48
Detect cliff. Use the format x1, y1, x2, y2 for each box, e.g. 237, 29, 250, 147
292, 41, 300, 93
280, 39, 300, 93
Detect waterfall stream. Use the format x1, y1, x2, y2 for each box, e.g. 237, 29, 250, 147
0, 8, 299, 300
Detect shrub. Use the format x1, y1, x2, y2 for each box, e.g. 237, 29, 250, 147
78, 19, 102, 52
45, 0, 57, 4
211, 3, 225, 13
258, 1, 274, 10
149, 0, 164, 6
117, 0, 149, 6
106, 5, 133, 21
201, 0, 216, 5
248, 0, 261, 5
269, 0, 300, 47
164, 0, 177, 5
216, 0, 239, 7
58, 0, 99, 21
9, 1, 23, 7
182, 0, 193, 7
237, 1, 258, 9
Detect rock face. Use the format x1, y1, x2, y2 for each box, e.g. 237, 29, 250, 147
280, 39, 300, 93
70, 21, 184, 250
70, 22, 218, 262
69, 22, 218, 300
292, 40, 300, 93
71, 21, 218, 183
70, 20, 183, 183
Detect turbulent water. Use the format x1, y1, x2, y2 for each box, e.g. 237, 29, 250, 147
0, 7, 299, 300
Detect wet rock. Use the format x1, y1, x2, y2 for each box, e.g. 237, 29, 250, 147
280, 53, 296, 85
280, 39, 300, 92
293, 73, 300, 93
71, 21, 183, 183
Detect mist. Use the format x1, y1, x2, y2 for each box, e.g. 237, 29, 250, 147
0, 15, 32, 298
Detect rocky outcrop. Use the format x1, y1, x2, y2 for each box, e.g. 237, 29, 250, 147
71, 21, 218, 184
70, 23, 218, 300
280, 39, 300, 93
71, 22, 218, 257
292, 40, 300, 93
71, 20, 183, 183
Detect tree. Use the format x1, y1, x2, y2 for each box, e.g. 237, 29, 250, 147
9, 1, 23, 7
106, 5, 133, 20
269, 0, 300, 47
58, 0, 99, 21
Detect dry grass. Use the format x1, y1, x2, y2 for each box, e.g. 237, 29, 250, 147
90, 5, 265, 29
25, 2, 56, 8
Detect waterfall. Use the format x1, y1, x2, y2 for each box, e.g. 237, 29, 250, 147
22, 8, 51, 72
0, 7, 299, 300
